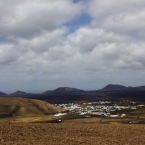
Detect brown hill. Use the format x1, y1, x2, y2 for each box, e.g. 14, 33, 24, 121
0, 97, 62, 117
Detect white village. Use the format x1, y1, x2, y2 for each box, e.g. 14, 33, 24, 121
54, 101, 145, 118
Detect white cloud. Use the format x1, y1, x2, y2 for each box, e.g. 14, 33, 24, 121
102, 11, 145, 35
0, 0, 145, 92
0, 44, 18, 65
88, 0, 145, 37
0, 0, 83, 38
18, 27, 68, 53
67, 27, 127, 52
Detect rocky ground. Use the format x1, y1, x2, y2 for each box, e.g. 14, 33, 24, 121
0, 123, 145, 145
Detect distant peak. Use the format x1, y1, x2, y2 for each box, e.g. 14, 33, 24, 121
102, 84, 126, 90
15, 91, 26, 93
54, 87, 74, 91
12, 91, 27, 94
9, 91, 30, 96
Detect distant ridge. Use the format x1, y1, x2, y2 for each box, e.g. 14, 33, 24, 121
9, 91, 35, 97
0, 91, 6, 96
53, 87, 85, 93
101, 84, 127, 90
1, 84, 145, 103
128, 85, 145, 90
42, 87, 85, 95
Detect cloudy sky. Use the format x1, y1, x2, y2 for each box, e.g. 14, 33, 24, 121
0, 0, 145, 93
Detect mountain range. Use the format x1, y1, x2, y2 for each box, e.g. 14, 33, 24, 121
1, 84, 145, 103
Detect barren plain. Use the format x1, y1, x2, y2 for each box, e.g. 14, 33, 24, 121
0, 122, 145, 145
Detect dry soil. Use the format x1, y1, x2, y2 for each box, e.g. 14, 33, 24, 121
0, 122, 145, 145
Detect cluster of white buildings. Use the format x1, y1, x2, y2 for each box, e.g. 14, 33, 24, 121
55, 101, 145, 117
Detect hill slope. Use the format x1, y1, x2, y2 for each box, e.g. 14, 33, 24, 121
0, 91, 6, 96
0, 97, 62, 117
42, 87, 85, 95
9, 91, 36, 97
101, 84, 127, 90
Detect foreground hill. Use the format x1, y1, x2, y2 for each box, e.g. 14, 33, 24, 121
0, 97, 62, 117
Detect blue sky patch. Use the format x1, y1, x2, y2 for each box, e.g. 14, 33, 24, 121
64, 13, 92, 34
0, 36, 17, 44
73, 0, 81, 3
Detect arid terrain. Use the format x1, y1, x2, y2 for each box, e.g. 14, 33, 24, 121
0, 122, 145, 145
1, 97, 145, 144
0, 97, 62, 118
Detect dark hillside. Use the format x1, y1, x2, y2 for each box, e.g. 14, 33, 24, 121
0, 91, 6, 96
9, 91, 36, 97
101, 84, 127, 90
42, 87, 85, 95
2, 84, 145, 103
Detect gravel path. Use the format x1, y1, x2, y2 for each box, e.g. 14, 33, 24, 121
0, 123, 145, 145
